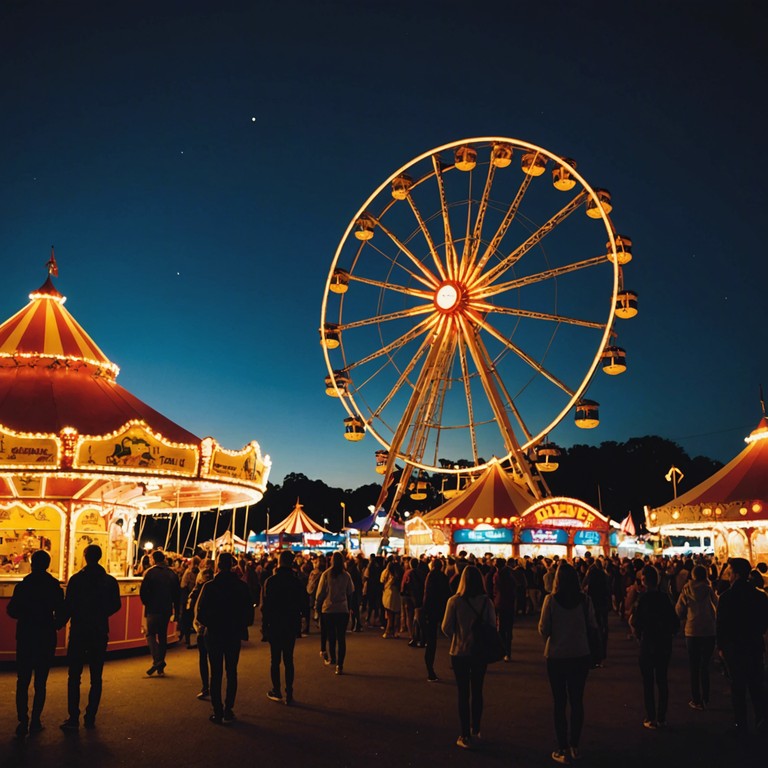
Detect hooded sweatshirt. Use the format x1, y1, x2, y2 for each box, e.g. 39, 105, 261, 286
675, 579, 717, 637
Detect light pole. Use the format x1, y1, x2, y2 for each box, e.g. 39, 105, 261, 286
665, 466, 684, 499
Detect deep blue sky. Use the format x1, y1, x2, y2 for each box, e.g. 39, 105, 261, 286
1, 0, 766, 491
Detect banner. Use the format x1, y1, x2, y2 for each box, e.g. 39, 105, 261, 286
0, 426, 59, 469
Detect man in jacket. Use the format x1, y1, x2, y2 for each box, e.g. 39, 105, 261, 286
7, 549, 65, 738
716, 557, 768, 736
196, 552, 253, 724
140, 549, 181, 676
262, 549, 305, 704
60, 544, 121, 731
422, 557, 451, 681
492, 557, 517, 662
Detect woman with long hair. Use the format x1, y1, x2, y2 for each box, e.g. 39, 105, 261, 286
380, 555, 404, 638
539, 560, 598, 764
316, 551, 354, 674
441, 564, 496, 749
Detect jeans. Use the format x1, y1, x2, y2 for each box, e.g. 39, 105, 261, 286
723, 649, 767, 728
546, 656, 590, 749
197, 633, 210, 692
497, 608, 514, 658
685, 635, 715, 705
207, 634, 241, 717
423, 614, 440, 676
324, 612, 349, 666
145, 612, 171, 666
269, 629, 297, 695
451, 654, 487, 738
66, 633, 108, 722
15, 638, 55, 724
639, 646, 671, 722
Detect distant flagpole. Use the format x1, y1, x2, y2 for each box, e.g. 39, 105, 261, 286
760, 384, 766, 417
46, 246, 59, 277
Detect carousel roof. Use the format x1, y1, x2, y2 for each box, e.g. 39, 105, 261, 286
648, 417, 768, 528
268, 500, 330, 535
0, 269, 270, 513
421, 460, 535, 524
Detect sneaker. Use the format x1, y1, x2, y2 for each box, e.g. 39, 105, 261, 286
285, 693, 294, 706
456, 735, 472, 749
322, 652, 330, 665
209, 714, 223, 725
551, 750, 569, 764
29, 720, 43, 734
222, 709, 235, 724
643, 719, 657, 730
570, 746, 581, 761
15, 722, 28, 739
688, 700, 704, 711
267, 689, 283, 702
156, 662, 166, 677
427, 674, 439, 682
335, 665, 343, 675
503, 656, 511, 663
196, 690, 210, 700
60, 718, 79, 732
146, 665, 158, 676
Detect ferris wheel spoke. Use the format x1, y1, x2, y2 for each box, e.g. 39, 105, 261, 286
469, 173, 534, 281
373, 218, 441, 288
477, 192, 588, 288
473, 302, 605, 330
458, 336, 480, 465
477, 254, 607, 298
469, 310, 576, 398
340, 303, 435, 332
407, 196, 449, 282
432, 155, 459, 275
462, 161, 497, 279
343, 316, 435, 371
349, 272, 434, 298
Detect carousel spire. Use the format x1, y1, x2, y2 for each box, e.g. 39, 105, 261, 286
46, 245, 59, 277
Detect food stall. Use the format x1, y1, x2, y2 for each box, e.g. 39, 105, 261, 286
0, 268, 270, 659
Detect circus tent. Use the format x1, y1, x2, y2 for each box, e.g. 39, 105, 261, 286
646, 417, 768, 563
268, 500, 330, 535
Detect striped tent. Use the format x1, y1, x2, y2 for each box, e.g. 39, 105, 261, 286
268, 500, 330, 534
421, 460, 535, 524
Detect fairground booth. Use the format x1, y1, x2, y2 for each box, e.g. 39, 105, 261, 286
255, 500, 347, 554
419, 461, 535, 558
516, 497, 617, 559
646, 417, 768, 564
0, 267, 270, 659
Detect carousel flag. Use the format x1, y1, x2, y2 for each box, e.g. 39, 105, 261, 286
46, 246, 59, 277
619, 512, 636, 536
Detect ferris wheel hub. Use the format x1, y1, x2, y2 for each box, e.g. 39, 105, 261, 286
434, 281, 463, 312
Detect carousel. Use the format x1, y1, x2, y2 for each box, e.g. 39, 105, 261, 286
0, 261, 270, 658
646, 416, 768, 564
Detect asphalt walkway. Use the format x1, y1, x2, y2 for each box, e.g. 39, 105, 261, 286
0, 613, 763, 768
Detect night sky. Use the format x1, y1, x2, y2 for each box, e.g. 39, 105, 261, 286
1, 1, 766, 493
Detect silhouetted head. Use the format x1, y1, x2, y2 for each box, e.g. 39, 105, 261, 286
217, 552, 235, 571
30, 550, 51, 572
84, 544, 102, 565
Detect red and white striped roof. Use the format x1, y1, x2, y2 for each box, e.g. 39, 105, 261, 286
421, 460, 535, 524
268, 500, 331, 535
0, 277, 118, 377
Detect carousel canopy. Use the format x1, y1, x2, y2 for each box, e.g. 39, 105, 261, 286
648, 417, 768, 528
0, 271, 270, 513
421, 460, 535, 524
268, 500, 330, 535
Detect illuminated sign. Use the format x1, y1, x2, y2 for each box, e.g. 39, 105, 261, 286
454, 528, 513, 544
520, 528, 569, 545
0, 426, 59, 469
75, 422, 198, 476
208, 445, 267, 484
574, 530, 602, 546
525, 499, 605, 530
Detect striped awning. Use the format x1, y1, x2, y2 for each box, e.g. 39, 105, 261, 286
0, 277, 118, 377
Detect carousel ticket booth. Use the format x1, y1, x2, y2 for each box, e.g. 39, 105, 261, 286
516, 497, 615, 559
0, 268, 270, 659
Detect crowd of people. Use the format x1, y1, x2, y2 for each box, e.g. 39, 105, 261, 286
6, 544, 768, 763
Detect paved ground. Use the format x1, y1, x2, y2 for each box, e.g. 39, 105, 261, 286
0, 613, 764, 768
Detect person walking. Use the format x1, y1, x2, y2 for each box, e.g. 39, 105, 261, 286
262, 550, 306, 704
140, 550, 181, 676
422, 557, 450, 682
60, 544, 121, 731
630, 565, 679, 730
675, 563, 718, 710
716, 556, 768, 736
187, 566, 214, 700
491, 557, 517, 662
441, 564, 496, 750
539, 560, 598, 764
316, 551, 354, 675
6, 550, 65, 738
582, 559, 611, 667
196, 552, 254, 724
380, 555, 403, 638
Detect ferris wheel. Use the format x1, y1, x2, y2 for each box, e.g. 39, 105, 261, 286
320, 136, 636, 504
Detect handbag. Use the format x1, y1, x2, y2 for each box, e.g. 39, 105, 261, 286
464, 596, 505, 665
